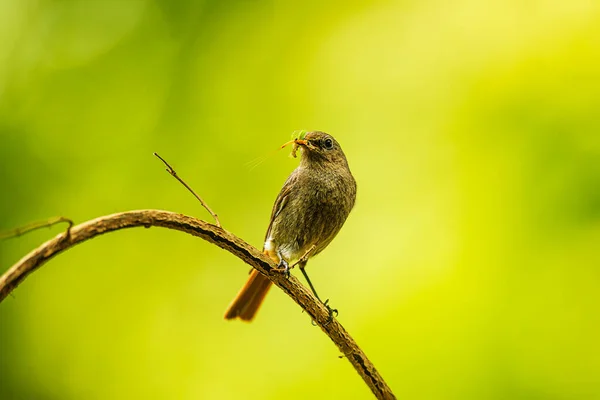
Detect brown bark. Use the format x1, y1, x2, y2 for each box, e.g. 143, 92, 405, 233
0, 209, 395, 399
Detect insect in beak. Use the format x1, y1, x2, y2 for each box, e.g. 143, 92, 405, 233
281, 138, 309, 158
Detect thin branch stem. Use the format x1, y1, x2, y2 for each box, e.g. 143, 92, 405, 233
0, 217, 73, 240
290, 244, 316, 269
0, 210, 395, 399
153, 152, 221, 227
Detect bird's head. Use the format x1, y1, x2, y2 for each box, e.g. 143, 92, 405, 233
292, 131, 348, 168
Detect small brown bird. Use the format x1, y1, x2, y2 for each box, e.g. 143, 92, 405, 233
224, 131, 357, 321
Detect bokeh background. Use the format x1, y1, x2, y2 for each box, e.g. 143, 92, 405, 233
1, 1, 599, 399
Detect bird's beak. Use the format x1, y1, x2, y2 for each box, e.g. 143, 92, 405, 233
294, 139, 308, 147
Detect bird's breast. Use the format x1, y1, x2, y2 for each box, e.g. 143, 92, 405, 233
265, 167, 356, 261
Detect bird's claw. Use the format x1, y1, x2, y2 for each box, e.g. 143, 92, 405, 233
272, 258, 290, 279
324, 299, 338, 324
311, 299, 338, 326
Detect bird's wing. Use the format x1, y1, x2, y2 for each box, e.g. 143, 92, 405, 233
263, 172, 298, 245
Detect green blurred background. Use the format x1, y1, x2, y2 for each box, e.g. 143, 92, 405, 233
1, 1, 599, 399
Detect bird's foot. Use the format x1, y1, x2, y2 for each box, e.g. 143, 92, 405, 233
311, 299, 338, 326
271, 258, 290, 279
324, 299, 338, 324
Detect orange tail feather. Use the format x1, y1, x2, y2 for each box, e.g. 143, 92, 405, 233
224, 269, 272, 321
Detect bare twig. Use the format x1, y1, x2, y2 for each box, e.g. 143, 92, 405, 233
153, 152, 221, 227
290, 244, 316, 268
0, 210, 395, 399
0, 216, 73, 240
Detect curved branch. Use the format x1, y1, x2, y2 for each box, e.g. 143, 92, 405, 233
0, 209, 395, 399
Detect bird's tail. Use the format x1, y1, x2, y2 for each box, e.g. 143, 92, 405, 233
224, 269, 272, 321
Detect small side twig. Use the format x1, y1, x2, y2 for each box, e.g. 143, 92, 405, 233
153, 152, 221, 228
290, 244, 316, 269
0, 217, 73, 241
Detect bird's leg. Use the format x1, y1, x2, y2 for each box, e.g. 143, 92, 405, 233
299, 261, 338, 323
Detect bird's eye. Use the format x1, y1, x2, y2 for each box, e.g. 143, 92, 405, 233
323, 138, 334, 149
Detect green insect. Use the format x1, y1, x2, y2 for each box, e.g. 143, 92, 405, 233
281, 130, 308, 158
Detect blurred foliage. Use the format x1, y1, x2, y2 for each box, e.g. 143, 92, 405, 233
1, 0, 599, 399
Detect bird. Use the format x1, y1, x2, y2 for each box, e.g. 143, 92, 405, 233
224, 131, 357, 321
